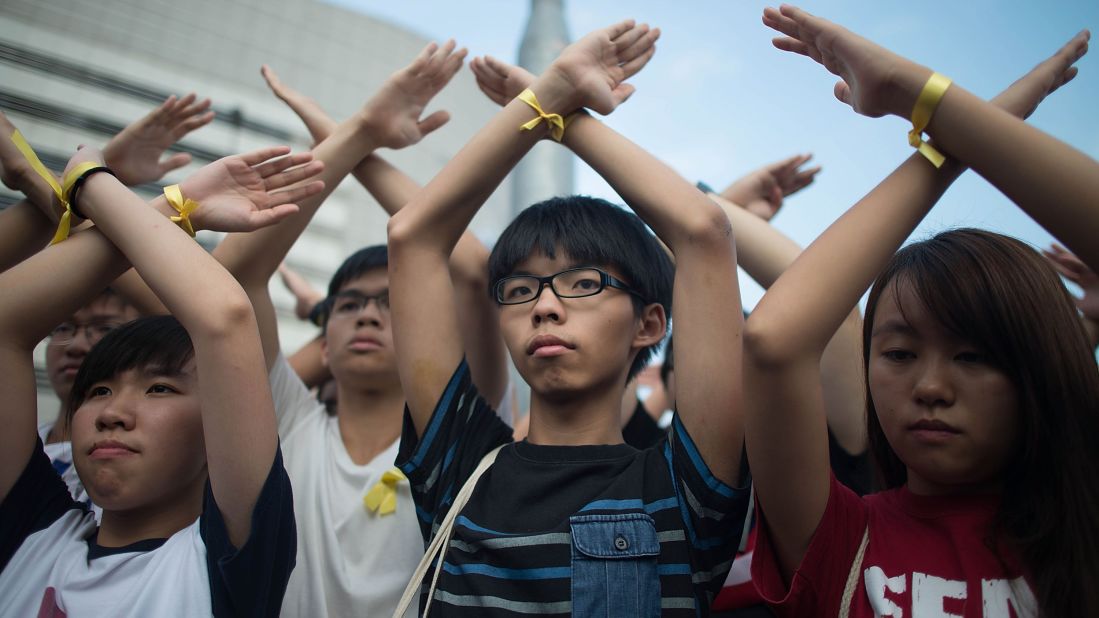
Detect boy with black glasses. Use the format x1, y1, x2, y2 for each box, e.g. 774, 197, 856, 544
387, 20, 750, 617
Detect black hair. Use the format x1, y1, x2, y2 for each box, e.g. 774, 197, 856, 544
488, 195, 674, 380
318, 245, 389, 328
66, 315, 195, 422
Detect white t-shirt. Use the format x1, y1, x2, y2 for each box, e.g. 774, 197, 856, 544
37, 422, 101, 521
0, 443, 296, 617
269, 355, 422, 618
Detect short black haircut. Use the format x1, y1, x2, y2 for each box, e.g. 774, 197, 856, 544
488, 195, 674, 380
67, 315, 194, 423
318, 245, 389, 328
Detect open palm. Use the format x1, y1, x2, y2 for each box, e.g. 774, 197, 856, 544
179, 147, 324, 233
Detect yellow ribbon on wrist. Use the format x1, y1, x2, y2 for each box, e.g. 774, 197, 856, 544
163, 184, 199, 237
363, 467, 406, 516
907, 72, 952, 168
517, 88, 567, 142
10, 130, 98, 244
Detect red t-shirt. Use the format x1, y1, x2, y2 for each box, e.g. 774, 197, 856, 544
752, 474, 1036, 617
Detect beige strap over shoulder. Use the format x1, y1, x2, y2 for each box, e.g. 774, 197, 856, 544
392, 443, 507, 618
838, 525, 870, 618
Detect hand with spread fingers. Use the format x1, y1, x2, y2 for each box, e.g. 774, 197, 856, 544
176, 147, 324, 233
544, 19, 660, 115
762, 5, 934, 118
260, 66, 338, 145
470, 55, 536, 106
1044, 243, 1099, 320
358, 39, 467, 149
721, 154, 820, 221
103, 93, 215, 186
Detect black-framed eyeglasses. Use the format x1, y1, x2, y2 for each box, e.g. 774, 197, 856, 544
48, 320, 124, 346
493, 267, 646, 306
328, 290, 390, 319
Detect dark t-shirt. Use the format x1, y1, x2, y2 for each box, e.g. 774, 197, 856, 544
397, 360, 751, 617
622, 400, 668, 450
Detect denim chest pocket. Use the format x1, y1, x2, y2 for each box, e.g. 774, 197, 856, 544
569, 513, 661, 617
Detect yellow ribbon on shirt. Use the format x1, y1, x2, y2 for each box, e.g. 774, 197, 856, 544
907, 72, 952, 168
517, 88, 567, 142
363, 467, 406, 516
10, 130, 98, 244
163, 184, 199, 237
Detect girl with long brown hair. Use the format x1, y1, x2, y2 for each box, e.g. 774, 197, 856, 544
743, 7, 1098, 617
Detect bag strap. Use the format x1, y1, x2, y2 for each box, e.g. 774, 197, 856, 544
392, 443, 507, 618
838, 524, 870, 618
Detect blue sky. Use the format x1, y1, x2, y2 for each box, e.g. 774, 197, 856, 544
327, 0, 1098, 307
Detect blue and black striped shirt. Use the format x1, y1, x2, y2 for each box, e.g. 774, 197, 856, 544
397, 361, 750, 616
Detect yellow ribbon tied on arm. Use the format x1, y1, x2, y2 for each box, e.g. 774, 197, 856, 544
907, 72, 953, 168
163, 184, 199, 237
10, 130, 98, 244
517, 88, 567, 142
363, 467, 406, 516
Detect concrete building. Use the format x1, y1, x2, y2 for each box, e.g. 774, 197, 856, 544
0, 0, 515, 422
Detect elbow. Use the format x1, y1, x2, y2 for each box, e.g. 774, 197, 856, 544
199, 291, 257, 339
682, 201, 735, 249
386, 208, 420, 255
743, 312, 803, 369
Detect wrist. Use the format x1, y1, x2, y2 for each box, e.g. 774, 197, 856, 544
885, 62, 936, 120
75, 170, 120, 220
528, 68, 583, 116
353, 109, 388, 152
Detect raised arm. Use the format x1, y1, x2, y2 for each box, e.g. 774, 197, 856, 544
0, 144, 320, 510
0, 217, 127, 503
769, 6, 1097, 269
389, 20, 657, 435
216, 42, 464, 368
1, 112, 62, 220
0, 200, 53, 273
705, 189, 867, 455
72, 145, 321, 546
261, 67, 508, 405
745, 12, 1087, 579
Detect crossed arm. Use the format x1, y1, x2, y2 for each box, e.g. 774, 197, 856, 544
258, 66, 507, 404
745, 7, 1090, 580
0, 96, 212, 309
390, 20, 746, 486
215, 42, 466, 371
0, 145, 322, 546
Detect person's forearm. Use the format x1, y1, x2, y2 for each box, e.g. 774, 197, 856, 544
0, 227, 127, 351
563, 113, 730, 253
746, 154, 963, 360
390, 76, 572, 254
0, 200, 53, 274
706, 193, 801, 288
353, 154, 420, 216
81, 175, 251, 334
925, 85, 1099, 271
109, 269, 169, 315
215, 115, 379, 284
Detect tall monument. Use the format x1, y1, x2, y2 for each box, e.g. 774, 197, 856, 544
514, 0, 574, 216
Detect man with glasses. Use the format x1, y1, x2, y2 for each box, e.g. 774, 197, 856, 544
387, 23, 750, 616
40, 289, 138, 512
